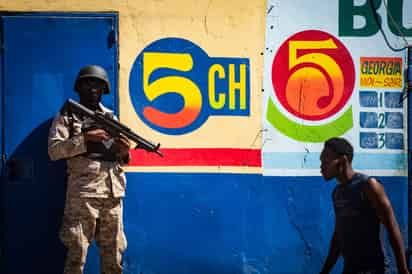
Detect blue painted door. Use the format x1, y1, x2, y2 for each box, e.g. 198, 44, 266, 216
0, 13, 118, 274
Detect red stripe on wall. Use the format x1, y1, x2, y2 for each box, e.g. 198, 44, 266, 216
128, 148, 261, 167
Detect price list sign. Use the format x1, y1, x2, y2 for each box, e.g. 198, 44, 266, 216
359, 57, 404, 150
262, 0, 408, 176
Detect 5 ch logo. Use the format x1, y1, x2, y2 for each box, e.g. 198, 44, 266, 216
129, 38, 250, 135
267, 30, 355, 142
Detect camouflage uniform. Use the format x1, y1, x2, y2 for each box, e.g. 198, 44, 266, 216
48, 103, 127, 274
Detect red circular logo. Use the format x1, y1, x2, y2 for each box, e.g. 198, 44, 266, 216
272, 30, 355, 121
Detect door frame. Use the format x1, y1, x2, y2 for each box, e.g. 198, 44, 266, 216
0, 10, 120, 168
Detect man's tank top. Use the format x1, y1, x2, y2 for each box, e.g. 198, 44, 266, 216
332, 173, 385, 273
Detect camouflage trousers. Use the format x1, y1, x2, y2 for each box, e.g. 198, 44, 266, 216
60, 196, 127, 274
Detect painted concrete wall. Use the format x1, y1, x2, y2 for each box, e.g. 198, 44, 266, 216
0, 0, 265, 166
261, 1, 411, 273
1, 0, 411, 274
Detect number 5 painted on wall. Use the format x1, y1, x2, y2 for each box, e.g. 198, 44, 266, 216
143, 52, 203, 129
287, 39, 344, 117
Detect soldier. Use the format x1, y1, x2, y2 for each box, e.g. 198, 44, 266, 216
48, 65, 130, 274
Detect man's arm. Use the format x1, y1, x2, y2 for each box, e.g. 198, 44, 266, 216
48, 114, 87, 161
364, 178, 409, 274
320, 228, 340, 274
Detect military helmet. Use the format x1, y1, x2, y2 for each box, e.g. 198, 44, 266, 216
74, 65, 110, 94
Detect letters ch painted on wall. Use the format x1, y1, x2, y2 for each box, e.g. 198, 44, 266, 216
129, 38, 250, 135
127, 38, 261, 168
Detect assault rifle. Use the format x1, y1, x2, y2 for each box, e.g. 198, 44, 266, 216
65, 99, 163, 157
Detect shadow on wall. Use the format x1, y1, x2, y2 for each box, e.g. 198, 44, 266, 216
2, 118, 67, 274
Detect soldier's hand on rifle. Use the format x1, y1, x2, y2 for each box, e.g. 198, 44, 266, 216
113, 135, 131, 163
83, 129, 110, 142
115, 135, 131, 155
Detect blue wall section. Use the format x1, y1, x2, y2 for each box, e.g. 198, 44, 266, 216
83, 173, 408, 274
0, 12, 409, 274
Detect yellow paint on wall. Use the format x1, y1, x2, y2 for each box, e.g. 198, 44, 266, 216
1, 0, 265, 150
